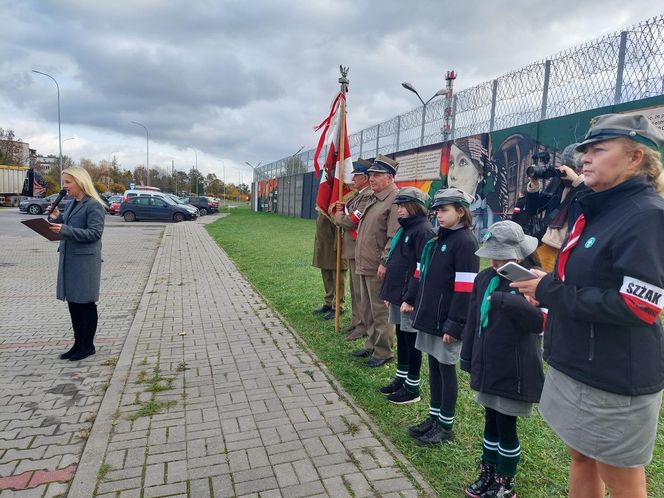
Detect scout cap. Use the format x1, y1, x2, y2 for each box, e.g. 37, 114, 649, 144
475, 220, 538, 260
393, 187, 429, 206
351, 158, 372, 175
576, 113, 664, 152
430, 188, 474, 209
367, 154, 398, 175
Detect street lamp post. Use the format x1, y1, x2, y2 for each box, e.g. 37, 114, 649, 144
401, 82, 445, 147
244, 160, 262, 182
32, 70, 62, 185
130, 121, 149, 186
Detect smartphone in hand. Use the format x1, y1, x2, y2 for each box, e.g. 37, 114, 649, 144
496, 262, 537, 282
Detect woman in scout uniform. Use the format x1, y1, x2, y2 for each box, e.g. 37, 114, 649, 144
513, 113, 664, 498
460, 220, 544, 498
378, 187, 436, 404
408, 188, 479, 446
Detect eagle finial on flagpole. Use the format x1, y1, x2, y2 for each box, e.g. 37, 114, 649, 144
339, 65, 349, 93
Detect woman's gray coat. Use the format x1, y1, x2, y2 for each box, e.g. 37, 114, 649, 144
51, 196, 106, 303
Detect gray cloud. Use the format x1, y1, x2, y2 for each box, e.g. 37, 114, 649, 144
1, 0, 662, 169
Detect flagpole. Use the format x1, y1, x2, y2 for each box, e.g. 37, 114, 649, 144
334, 66, 349, 334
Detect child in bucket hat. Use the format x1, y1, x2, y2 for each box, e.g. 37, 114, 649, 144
460, 220, 544, 498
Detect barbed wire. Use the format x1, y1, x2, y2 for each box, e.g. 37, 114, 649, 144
256, 14, 664, 181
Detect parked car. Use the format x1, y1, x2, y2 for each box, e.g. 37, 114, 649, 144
107, 195, 123, 215
165, 193, 198, 212
120, 196, 197, 222
181, 196, 217, 215
19, 193, 73, 215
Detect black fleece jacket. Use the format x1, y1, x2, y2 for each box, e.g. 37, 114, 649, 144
379, 214, 436, 306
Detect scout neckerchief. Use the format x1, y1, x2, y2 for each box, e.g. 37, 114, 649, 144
556, 214, 586, 281
479, 275, 501, 335
385, 227, 404, 265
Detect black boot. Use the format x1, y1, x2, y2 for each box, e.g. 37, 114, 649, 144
379, 377, 404, 395
407, 417, 436, 437
61, 304, 83, 359
415, 422, 454, 447
464, 460, 496, 498
69, 303, 97, 361
481, 473, 516, 498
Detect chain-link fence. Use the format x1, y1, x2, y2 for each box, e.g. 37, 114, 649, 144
256, 14, 664, 181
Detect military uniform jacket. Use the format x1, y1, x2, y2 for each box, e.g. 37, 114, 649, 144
379, 214, 435, 306
354, 183, 399, 276
334, 186, 373, 260
535, 177, 664, 396
411, 227, 479, 338
312, 211, 347, 270
460, 268, 545, 403
51, 196, 106, 303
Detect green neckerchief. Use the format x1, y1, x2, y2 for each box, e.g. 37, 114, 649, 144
418, 237, 437, 283
479, 275, 501, 335
385, 227, 404, 265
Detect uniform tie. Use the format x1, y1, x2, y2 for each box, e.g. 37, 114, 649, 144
556, 214, 586, 282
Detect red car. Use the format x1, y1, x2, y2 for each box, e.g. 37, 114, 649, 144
108, 195, 123, 215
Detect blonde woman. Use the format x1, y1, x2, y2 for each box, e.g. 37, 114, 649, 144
513, 113, 664, 498
47, 167, 106, 361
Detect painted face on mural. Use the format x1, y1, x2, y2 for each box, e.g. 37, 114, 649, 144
448, 144, 481, 197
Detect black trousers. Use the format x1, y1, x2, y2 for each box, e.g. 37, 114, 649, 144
67, 302, 98, 350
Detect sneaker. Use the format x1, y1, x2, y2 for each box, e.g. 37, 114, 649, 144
465, 461, 496, 498
387, 387, 420, 405
480, 474, 517, 498
415, 423, 454, 447
379, 377, 404, 395
313, 305, 333, 314
407, 417, 436, 437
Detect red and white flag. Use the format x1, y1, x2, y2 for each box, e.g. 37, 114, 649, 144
313, 92, 353, 215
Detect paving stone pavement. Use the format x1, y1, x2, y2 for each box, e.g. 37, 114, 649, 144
0, 211, 164, 497
2, 211, 434, 497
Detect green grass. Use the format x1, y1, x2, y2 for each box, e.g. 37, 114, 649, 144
206, 206, 664, 497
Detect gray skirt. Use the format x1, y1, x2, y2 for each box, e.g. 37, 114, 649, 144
415, 331, 461, 365
540, 366, 663, 467
388, 303, 417, 332
475, 392, 533, 417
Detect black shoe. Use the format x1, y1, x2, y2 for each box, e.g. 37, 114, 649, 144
379, 377, 404, 395
351, 349, 372, 358
69, 347, 96, 361
479, 473, 516, 498
387, 387, 421, 405
408, 417, 436, 437
323, 309, 343, 320
465, 461, 496, 498
59, 345, 79, 360
415, 423, 454, 447
363, 356, 393, 368
313, 305, 333, 314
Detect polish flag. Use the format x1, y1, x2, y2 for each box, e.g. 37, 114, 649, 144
313, 92, 353, 216
413, 262, 421, 280
454, 272, 477, 293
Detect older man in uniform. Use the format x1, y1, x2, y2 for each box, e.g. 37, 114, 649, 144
334, 159, 373, 341
352, 154, 400, 367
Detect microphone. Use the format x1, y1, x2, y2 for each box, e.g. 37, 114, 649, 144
47, 188, 67, 215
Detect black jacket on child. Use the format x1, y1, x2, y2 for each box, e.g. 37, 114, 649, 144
379, 214, 436, 306
460, 267, 545, 403
411, 226, 479, 339
536, 177, 664, 396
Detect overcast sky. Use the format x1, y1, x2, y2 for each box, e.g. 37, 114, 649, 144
1, 1, 662, 183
